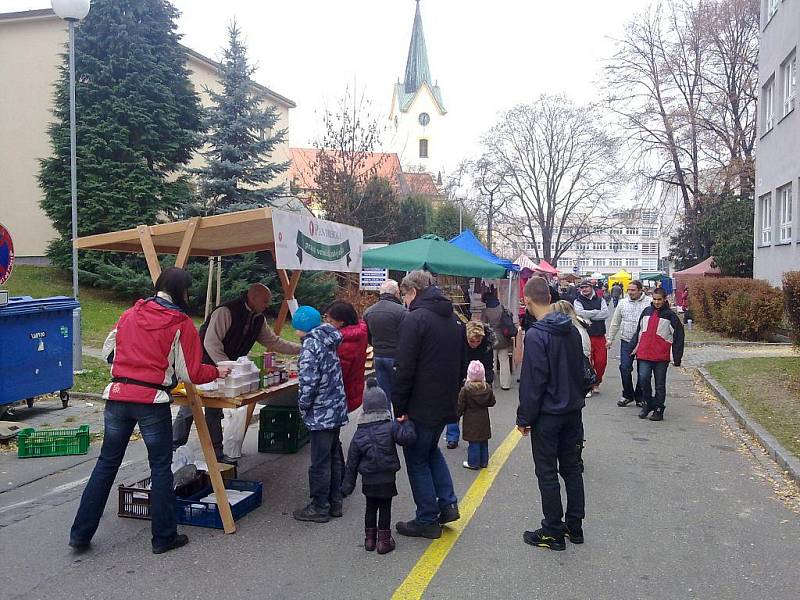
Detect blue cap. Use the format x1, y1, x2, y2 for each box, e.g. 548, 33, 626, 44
292, 305, 321, 333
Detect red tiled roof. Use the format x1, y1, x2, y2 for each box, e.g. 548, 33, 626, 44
403, 172, 441, 197
288, 148, 404, 191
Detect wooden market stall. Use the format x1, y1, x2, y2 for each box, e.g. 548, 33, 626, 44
76, 207, 364, 534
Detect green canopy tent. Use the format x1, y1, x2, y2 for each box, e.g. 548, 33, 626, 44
362, 234, 507, 278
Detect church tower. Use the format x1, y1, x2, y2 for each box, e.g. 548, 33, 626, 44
389, 0, 446, 174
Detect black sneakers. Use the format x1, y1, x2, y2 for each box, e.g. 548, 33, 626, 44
523, 528, 566, 551
396, 519, 442, 539
292, 503, 330, 523
617, 396, 635, 407
329, 503, 343, 518
649, 407, 664, 421
438, 503, 461, 525
446, 441, 458, 449
638, 405, 652, 419
68, 540, 91, 554
152, 534, 189, 554
563, 523, 584, 544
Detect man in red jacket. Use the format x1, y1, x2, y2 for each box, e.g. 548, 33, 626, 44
631, 287, 685, 422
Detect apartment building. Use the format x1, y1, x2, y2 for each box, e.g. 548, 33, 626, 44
754, 0, 800, 285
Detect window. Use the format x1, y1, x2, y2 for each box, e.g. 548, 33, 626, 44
611, 243, 623, 252
640, 228, 656, 237
594, 242, 606, 251
763, 78, 775, 132
641, 210, 657, 224
759, 193, 773, 245
626, 258, 639, 268
641, 243, 658, 255
610, 227, 624, 235
579, 258, 591, 267
419, 138, 429, 158
625, 243, 639, 251
609, 258, 623, 267
576, 242, 590, 251
782, 53, 797, 117
641, 259, 658, 270
779, 184, 793, 242
593, 258, 606, 267
626, 227, 639, 235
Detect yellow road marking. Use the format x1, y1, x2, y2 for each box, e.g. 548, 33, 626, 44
391, 428, 523, 600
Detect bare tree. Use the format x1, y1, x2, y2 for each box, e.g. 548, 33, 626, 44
481, 95, 621, 263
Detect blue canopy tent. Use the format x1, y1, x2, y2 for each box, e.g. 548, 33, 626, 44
448, 230, 519, 273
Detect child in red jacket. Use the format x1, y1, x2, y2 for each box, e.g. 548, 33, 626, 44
324, 301, 368, 413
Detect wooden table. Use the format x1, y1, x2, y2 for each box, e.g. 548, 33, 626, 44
172, 378, 300, 534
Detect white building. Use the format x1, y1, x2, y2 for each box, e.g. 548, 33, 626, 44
388, 0, 447, 178
496, 208, 673, 279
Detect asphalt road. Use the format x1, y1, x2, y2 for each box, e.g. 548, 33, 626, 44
1, 344, 798, 600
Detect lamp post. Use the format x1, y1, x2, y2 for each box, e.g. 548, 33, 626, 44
52, 0, 90, 372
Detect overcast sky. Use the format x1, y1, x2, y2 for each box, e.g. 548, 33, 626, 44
10, 0, 650, 171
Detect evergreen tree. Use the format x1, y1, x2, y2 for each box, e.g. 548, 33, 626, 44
193, 21, 288, 214
394, 195, 432, 242
39, 0, 203, 294
429, 202, 477, 241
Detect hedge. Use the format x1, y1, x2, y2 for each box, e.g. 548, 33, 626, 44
687, 277, 784, 341
783, 271, 800, 347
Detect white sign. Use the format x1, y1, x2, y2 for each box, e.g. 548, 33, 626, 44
272, 210, 363, 273
360, 243, 388, 291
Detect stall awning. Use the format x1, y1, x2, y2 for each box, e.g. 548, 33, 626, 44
362, 235, 507, 278
449, 230, 519, 273
514, 254, 558, 277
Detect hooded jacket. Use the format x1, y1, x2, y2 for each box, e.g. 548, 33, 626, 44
341, 418, 401, 496
458, 381, 496, 442
632, 301, 685, 365
466, 323, 496, 385
102, 296, 218, 404
516, 312, 586, 427
392, 286, 468, 427
297, 323, 349, 431
363, 294, 406, 358
337, 320, 369, 412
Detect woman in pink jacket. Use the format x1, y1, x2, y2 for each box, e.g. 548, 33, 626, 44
69, 268, 228, 555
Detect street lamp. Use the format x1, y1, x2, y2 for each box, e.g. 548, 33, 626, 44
52, 0, 90, 372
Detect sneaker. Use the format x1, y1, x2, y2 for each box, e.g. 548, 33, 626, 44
617, 397, 635, 407
438, 503, 461, 525
292, 503, 330, 523
635, 399, 645, 408
446, 441, 458, 449
329, 502, 343, 518
218, 454, 239, 466
68, 540, 91, 554
396, 519, 442, 539
563, 523, 584, 544
649, 407, 664, 421
638, 405, 652, 419
152, 534, 189, 555
462, 461, 479, 470
523, 528, 566, 551
585, 390, 593, 399
592, 385, 600, 394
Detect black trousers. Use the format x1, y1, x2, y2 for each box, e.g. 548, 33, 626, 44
365, 496, 392, 530
531, 411, 585, 535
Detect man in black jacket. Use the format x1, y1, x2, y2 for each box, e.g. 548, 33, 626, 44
517, 277, 586, 551
363, 279, 406, 406
393, 271, 466, 540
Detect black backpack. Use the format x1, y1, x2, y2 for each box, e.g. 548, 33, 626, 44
498, 308, 518, 340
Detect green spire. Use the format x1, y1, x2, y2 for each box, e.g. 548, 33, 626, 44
403, 0, 432, 94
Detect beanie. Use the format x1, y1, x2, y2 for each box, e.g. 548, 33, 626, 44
292, 305, 321, 333
467, 360, 485, 382
362, 378, 388, 414
466, 320, 485, 339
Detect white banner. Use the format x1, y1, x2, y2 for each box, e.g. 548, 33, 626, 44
360, 243, 388, 291
272, 210, 363, 273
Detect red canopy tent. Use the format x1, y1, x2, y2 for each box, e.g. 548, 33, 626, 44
536, 259, 558, 275
673, 256, 722, 293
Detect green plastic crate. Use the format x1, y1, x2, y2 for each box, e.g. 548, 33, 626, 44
258, 405, 308, 454
18, 425, 90, 458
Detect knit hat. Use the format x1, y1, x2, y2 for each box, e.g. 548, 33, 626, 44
359, 378, 392, 424
467, 360, 485, 382
292, 305, 321, 333
466, 320, 485, 339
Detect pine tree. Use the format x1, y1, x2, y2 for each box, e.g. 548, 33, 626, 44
39, 0, 203, 294
193, 22, 288, 214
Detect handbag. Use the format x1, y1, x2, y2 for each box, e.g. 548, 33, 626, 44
392, 418, 417, 447
583, 354, 597, 392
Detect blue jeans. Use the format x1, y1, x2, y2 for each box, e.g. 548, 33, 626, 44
70, 400, 176, 549
402, 422, 458, 525
619, 339, 640, 401
308, 428, 344, 512
467, 441, 489, 468
445, 423, 460, 444
374, 356, 395, 410
638, 360, 669, 410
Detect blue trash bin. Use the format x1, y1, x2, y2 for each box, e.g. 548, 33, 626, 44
0, 296, 80, 414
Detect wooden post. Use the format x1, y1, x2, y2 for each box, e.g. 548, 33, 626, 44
137, 225, 162, 284
174, 216, 201, 269
215, 256, 222, 306
204, 257, 214, 320
274, 269, 301, 335
186, 383, 236, 534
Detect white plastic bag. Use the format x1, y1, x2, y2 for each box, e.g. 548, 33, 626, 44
222, 407, 247, 459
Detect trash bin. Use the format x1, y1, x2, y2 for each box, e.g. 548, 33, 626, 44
0, 296, 80, 417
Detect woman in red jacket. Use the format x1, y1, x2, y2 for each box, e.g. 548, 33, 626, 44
325, 301, 368, 413
69, 268, 228, 555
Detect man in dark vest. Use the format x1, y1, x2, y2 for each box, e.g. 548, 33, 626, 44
172, 283, 301, 463
573, 279, 609, 397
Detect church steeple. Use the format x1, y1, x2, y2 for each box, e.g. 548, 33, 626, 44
404, 0, 432, 95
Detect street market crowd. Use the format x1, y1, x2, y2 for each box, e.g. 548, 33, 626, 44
67, 267, 684, 555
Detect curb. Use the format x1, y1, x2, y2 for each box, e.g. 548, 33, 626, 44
69, 392, 104, 401
686, 341, 791, 348
696, 366, 800, 485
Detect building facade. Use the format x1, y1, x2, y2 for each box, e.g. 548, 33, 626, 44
0, 9, 294, 261
495, 209, 672, 280
388, 0, 447, 178
754, 0, 800, 286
